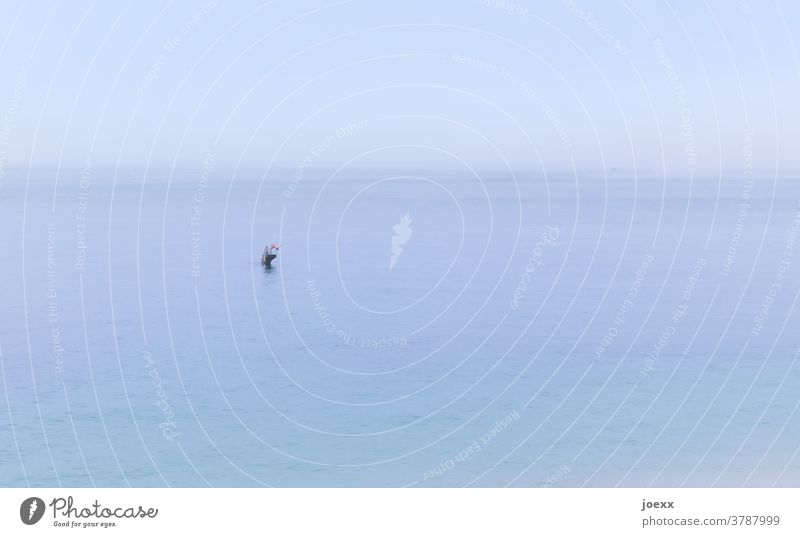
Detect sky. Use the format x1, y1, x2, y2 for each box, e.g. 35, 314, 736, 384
0, 0, 798, 176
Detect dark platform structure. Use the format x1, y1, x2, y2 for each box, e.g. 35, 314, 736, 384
262, 253, 277, 268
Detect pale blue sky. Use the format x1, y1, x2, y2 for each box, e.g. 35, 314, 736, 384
0, 0, 798, 175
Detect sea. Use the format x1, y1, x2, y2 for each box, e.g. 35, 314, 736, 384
1, 168, 799, 487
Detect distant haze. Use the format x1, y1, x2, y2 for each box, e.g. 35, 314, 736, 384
0, 0, 798, 175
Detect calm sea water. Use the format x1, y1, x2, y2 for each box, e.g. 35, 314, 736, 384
1, 169, 799, 487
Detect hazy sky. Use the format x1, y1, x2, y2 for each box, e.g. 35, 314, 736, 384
0, 0, 798, 175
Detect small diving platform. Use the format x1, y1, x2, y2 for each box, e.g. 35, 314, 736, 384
262, 243, 280, 268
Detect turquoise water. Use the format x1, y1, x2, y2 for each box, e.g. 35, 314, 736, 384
1, 170, 799, 486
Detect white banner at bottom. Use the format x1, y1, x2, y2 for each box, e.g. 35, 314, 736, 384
1, 488, 795, 536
